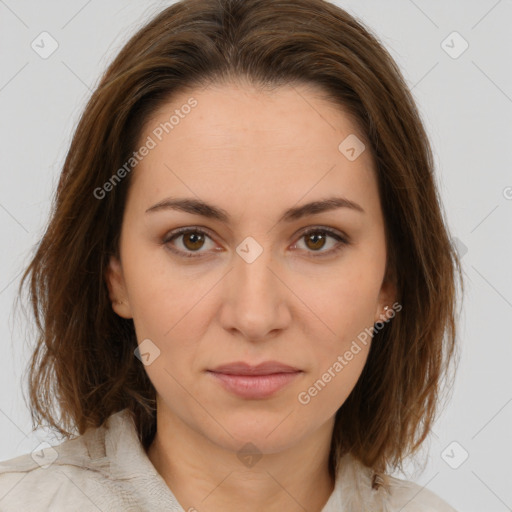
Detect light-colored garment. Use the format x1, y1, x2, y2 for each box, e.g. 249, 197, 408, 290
0, 408, 457, 511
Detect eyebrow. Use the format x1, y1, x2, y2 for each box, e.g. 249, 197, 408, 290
145, 196, 365, 223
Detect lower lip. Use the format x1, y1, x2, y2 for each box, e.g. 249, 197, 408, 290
207, 371, 302, 399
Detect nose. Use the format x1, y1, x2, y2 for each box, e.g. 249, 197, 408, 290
218, 244, 292, 342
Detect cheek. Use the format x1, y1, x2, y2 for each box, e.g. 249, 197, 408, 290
122, 239, 213, 333
291, 262, 380, 402
294, 265, 380, 339
296, 339, 371, 424
296, 318, 372, 419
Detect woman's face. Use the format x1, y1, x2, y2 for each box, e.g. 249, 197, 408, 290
107, 81, 395, 455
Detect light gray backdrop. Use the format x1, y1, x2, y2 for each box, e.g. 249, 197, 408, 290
1, 1, 511, 511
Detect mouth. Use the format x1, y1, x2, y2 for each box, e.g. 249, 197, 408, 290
206, 361, 303, 399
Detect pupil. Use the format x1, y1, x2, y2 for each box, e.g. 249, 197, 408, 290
308, 233, 325, 250
185, 232, 204, 250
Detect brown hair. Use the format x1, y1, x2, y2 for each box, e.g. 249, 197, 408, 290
17, 0, 464, 481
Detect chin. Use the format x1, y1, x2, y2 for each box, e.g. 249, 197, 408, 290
204, 412, 307, 454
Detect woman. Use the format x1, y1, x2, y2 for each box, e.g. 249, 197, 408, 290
0, 0, 463, 510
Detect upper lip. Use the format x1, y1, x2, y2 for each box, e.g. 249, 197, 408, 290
209, 361, 301, 375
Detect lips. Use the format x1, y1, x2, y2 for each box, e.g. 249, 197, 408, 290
209, 360, 301, 376
207, 362, 302, 399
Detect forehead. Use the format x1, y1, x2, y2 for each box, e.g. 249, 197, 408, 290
127, 82, 379, 221
144, 81, 366, 154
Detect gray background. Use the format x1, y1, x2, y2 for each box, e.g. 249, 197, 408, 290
1, 1, 511, 511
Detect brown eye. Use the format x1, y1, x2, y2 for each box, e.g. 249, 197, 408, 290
182, 231, 206, 251
163, 228, 216, 258
304, 232, 328, 251
294, 227, 349, 257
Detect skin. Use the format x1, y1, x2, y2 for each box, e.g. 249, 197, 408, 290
106, 81, 396, 512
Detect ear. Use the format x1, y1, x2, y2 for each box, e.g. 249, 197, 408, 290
105, 255, 133, 319
374, 263, 397, 323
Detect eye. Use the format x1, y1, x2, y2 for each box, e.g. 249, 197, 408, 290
163, 227, 217, 258
163, 226, 350, 259
292, 227, 349, 257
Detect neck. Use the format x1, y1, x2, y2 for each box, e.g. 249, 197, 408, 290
146, 409, 336, 512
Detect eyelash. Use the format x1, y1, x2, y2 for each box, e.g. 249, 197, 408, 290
162, 226, 350, 259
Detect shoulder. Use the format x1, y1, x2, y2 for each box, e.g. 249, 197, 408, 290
334, 453, 458, 512
0, 410, 135, 511
384, 473, 458, 512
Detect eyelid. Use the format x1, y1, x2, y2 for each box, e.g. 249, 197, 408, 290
162, 226, 219, 259
296, 225, 349, 243
292, 226, 350, 258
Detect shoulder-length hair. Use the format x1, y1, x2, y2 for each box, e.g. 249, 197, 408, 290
17, 0, 464, 481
